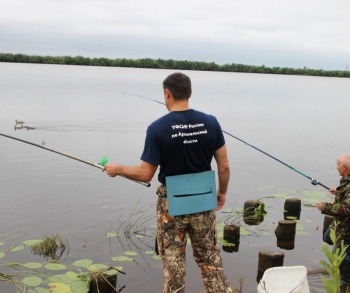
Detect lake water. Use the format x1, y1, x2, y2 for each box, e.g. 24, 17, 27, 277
1, 62, 350, 292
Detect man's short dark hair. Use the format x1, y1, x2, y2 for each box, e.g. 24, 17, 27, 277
163, 73, 192, 100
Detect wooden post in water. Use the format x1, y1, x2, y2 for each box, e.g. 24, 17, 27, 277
322, 215, 334, 242
256, 249, 285, 283
275, 220, 297, 250
243, 200, 265, 225
223, 224, 240, 253
89, 273, 118, 293
284, 198, 301, 220
223, 224, 240, 243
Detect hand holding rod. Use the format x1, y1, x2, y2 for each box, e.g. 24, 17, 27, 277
0, 133, 151, 187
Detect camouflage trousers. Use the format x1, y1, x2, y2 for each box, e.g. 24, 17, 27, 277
156, 185, 232, 293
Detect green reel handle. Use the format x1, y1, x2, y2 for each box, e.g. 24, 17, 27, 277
99, 156, 109, 167
98, 156, 150, 187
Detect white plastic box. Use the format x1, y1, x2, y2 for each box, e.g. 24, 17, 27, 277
257, 265, 310, 293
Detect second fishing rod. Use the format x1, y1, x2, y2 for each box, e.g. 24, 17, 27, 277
123, 92, 330, 190
0, 132, 151, 187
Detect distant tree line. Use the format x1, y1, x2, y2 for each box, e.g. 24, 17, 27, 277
1, 52, 349, 78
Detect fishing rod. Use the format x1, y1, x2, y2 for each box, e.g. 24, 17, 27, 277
123, 92, 330, 190
0, 133, 151, 187
221, 130, 330, 190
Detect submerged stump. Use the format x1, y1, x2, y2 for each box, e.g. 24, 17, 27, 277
222, 243, 239, 253
276, 235, 296, 250
256, 249, 284, 283
322, 215, 333, 244
284, 198, 301, 212
223, 224, 240, 243
275, 220, 297, 250
89, 272, 118, 293
243, 200, 265, 225
284, 198, 301, 220
275, 220, 296, 238
223, 224, 240, 253
323, 215, 334, 240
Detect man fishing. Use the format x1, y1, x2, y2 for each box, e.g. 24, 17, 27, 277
317, 154, 350, 285
103, 72, 232, 293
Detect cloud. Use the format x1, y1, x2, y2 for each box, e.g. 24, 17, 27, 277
0, 0, 349, 70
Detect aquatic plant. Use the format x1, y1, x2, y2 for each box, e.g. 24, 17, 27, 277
0, 237, 125, 293
30, 234, 68, 261
105, 202, 160, 268
320, 222, 349, 293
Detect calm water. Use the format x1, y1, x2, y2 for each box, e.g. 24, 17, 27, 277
1, 62, 350, 292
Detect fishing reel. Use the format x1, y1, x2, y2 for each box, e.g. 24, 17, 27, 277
311, 179, 319, 186
99, 157, 109, 167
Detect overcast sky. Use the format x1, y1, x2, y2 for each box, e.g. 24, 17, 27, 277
1, 0, 349, 70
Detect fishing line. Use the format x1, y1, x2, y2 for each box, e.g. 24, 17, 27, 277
122, 92, 330, 190
0, 133, 151, 187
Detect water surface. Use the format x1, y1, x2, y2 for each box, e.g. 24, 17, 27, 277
1, 63, 350, 292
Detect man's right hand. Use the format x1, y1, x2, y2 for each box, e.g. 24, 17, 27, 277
216, 193, 226, 211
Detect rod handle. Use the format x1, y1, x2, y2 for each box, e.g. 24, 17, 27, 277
311, 179, 330, 190
97, 163, 151, 187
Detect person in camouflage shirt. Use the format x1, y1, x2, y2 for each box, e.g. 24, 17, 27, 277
317, 154, 350, 283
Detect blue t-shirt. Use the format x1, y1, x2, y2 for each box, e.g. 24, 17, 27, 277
141, 109, 225, 184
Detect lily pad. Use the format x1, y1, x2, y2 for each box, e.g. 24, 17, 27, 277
259, 230, 271, 236
240, 227, 251, 236
22, 276, 43, 287
0, 242, 4, 246
8, 245, 24, 252
73, 259, 93, 268
112, 256, 133, 262
66, 271, 79, 280
45, 263, 66, 270
28, 287, 50, 293
106, 232, 118, 238
297, 231, 310, 236
271, 192, 289, 200
218, 238, 235, 246
0, 252, 5, 259
217, 223, 225, 230
48, 282, 71, 293
285, 216, 299, 220
124, 251, 138, 256
88, 264, 108, 272
114, 266, 123, 271
153, 255, 161, 260
144, 250, 154, 255
2, 262, 21, 268
69, 280, 89, 293
48, 274, 67, 283
104, 268, 119, 276
23, 262, 43, 269
23, 240, 43, 246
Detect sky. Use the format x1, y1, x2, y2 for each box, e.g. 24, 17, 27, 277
0, 0, 349, 70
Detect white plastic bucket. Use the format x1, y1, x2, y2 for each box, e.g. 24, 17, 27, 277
257, 265, 310, 293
